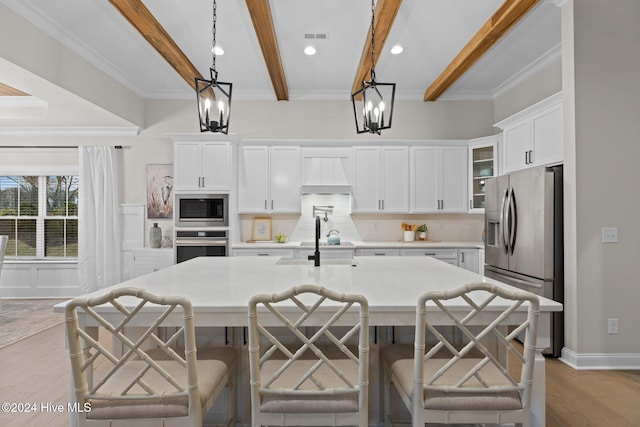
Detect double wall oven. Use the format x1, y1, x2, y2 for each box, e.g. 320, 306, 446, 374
174, 194, 229, 263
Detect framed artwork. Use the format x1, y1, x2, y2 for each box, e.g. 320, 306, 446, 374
146, 164, 173, 219
252, 217, 272, 241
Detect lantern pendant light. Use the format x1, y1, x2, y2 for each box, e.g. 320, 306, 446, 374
351, 0, 396, 135
196, 0, 232, 134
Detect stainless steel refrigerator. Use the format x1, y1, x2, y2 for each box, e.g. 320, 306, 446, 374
484, 164, 563, 357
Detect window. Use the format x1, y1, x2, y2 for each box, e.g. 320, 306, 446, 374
0, 175, 78, 259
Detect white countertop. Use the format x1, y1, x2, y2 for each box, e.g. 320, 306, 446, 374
232, 240, 484, 249
57, 256, 560, 327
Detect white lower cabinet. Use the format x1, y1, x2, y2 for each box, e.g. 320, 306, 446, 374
355, 248, 400, 257
131, 248, 174, 278
232, 248, 296, 258
458, 249, 481, 274
298, 249, 354, 260
399, 248, 459, 266
231, 246, 482, 273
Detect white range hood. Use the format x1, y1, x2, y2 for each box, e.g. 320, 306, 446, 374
300, 147, 352, 194
300, 184, 352, 194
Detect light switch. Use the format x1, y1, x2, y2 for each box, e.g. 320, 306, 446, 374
602, 227, 618, 243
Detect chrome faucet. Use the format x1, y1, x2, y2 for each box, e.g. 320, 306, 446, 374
307, 215, 321, 266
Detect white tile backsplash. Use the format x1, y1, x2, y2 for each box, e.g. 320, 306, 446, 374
239, 195, 485, 243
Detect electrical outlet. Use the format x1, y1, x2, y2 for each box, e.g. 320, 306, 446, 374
607, 318, 619, 334
602, 227, 618, 243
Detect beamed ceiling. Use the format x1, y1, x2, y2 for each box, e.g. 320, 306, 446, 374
1, 0, 561, 102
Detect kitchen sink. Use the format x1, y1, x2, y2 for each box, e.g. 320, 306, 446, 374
275, 258, 358, 266
299, 241, 354, 247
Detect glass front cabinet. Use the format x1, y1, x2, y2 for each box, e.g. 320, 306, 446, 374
468, 135, 500, 213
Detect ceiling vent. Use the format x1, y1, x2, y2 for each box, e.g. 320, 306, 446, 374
303, 32, 329, 40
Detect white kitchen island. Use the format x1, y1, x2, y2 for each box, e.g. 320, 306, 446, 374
58, 256, 562, 426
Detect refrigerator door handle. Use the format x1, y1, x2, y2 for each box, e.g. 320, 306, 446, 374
487, 267, 544, 291
508, 187, 517, 255
500, 188, 510, 254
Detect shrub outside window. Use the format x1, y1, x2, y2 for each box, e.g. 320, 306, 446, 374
0, 175, 78, 259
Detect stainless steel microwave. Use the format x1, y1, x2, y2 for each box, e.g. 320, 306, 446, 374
175, 194, 228, 227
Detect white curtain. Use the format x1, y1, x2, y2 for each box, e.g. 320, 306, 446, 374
78, 146, 121, 294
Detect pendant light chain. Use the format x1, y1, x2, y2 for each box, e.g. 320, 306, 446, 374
370, 0, 376, 81
211, 0, 217, 73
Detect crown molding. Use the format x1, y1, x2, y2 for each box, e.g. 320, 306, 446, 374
544, 0, 568, 7
493, 43, 562, 99
0, 126, 139, 136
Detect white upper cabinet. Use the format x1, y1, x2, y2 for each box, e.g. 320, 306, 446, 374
174, 142, 231, 191
270, 146, 301, 212
468, 135, 499, 213
238, 145, 300, 213
495, 92, 563, 174
410, 147, 439, 211
238, 146, 269, 212
352, 146, 409, 213
411, 146, 467, 213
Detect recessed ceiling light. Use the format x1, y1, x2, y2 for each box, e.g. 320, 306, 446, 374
212, 46, 224, 56
304, 46, 317, 56
390, 45, 403, 55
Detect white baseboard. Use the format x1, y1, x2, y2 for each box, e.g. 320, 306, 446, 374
560, 347, 640, 370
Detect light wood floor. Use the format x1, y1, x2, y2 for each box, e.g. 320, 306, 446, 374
1, 324, 639, 427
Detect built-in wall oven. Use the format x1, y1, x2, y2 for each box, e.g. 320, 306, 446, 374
175, 194, 228, 227
175, 229, 228, 263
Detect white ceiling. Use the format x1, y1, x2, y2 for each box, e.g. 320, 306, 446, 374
1, 0, 561, 102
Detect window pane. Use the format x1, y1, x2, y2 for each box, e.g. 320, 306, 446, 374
68, 176, 79, 216
45, 219, 64, 256
16, 219, 36, 256
0, 176, 19, 215
47, 176, 79, 216
0, 218, 16, 257
66, 219, 78, 257
19, 177, 39, 216
45, 219, 78, 258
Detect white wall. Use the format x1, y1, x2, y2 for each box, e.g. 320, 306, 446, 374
494, 57, 563, 123
0, 3, 143, 127
562, 0, 640, 363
